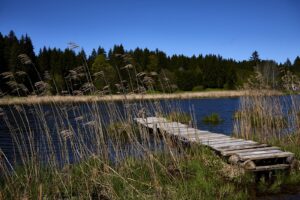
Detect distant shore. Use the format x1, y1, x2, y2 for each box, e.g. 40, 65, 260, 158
0, 90, 284, 105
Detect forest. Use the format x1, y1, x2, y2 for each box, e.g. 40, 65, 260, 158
1, 30, 300, 96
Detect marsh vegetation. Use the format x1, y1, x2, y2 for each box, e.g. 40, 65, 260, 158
202, 113, 224, 125
0, 45, 300, 199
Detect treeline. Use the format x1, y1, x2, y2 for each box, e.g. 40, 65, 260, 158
1, 30, 300, 96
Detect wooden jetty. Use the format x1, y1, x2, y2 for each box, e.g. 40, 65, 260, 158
135, 117, 295, 172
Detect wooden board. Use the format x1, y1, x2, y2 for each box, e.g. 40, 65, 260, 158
235, 149, 283, 156
239, 152, 294, 161
252, 164, 290, 171
185, 136, 230, 143
174, 133, 225, 138
200, 139, 245, 145
211, 140, 257, 149
221, 147, 280, 156
162, 128, 198, 134
217, 144, 269, 151
186, 134, 229, 139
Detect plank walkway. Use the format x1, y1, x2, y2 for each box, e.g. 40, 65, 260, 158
134, 117, 295, 172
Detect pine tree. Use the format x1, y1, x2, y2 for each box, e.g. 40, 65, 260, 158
293, 56, 300, 72
97, 46, 106, 57
284, 58, 292, 67
250, 50, 260, 64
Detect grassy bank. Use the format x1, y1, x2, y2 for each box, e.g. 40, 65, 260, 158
0, 145, 252, 199
1, 133, 300, 199
0, 90, 283, 105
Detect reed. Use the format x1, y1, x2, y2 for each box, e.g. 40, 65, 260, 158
234, 69, 300, 143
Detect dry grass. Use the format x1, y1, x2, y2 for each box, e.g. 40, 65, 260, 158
0, 90, 283, 105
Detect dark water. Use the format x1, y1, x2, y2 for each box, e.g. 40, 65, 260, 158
172, 97, 239, 134
0, 97, 239, 164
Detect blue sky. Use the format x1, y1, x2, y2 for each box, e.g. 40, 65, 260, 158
1, 0, 299, 63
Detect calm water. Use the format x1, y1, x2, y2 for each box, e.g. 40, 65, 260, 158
1, 95, 300, 164
0, 97, 239, 164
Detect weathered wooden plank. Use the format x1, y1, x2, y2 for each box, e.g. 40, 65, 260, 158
197, 138, 238, 144
158, 125, 188, 129
165, 128, 199, 134
188, 136, 230, 143
251, 164, 290, 172
201, 139, 245, 145
144, 117, 168, 123
239, 152, 294, 161
197, 137, 236, 141
188, 138, 228, 144
216, 144, 269, 151
221, 147, 280, 156
158, 121, 187, 126
236, 149, 283, 156
188, 136, 231, 141
175, 133, 224, 138
192, 132, 227, 136
160, 130, 191, 136
164, 129, 220, 136
210, 140, 257, 148
200, 137, 238, 141
158, 127, 188, 133
186, 133, 229, 138
135, 117, 168, 127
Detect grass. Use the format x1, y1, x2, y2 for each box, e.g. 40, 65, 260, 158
202, 113, 224, 125
165, 112, 192, 124
234, 111, 288, 129
107, 121, 140, 143
0, 145, 253, 199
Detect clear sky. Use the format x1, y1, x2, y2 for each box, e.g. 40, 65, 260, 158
1, 0, 299, 63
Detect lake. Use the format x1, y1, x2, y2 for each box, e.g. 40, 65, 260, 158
1, 94, 299, 165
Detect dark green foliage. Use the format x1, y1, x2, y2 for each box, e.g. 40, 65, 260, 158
293, 56, 300, 73
192, 85, 205, 91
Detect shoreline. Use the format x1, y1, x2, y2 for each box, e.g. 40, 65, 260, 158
0, 90, 283, 105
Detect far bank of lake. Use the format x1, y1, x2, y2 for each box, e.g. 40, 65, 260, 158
0, 90, 283, 105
